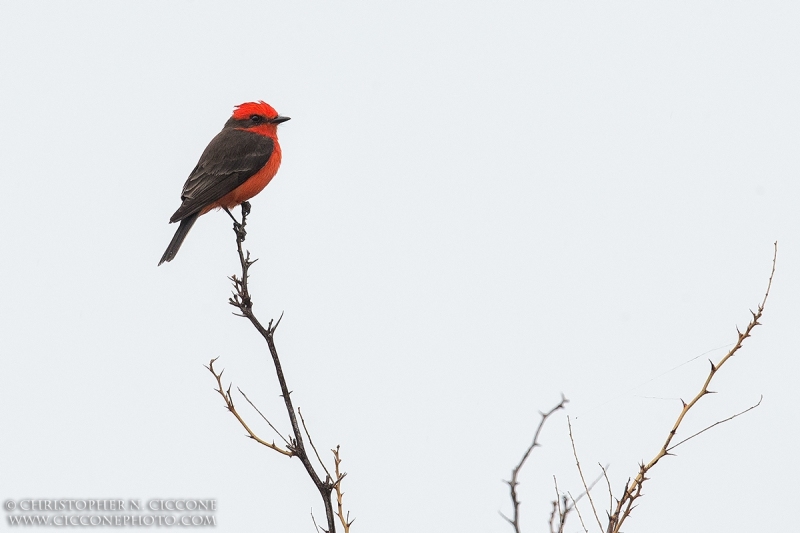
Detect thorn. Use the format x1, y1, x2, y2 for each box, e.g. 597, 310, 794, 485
709, 359, 716, 372
273, 310, 286, 332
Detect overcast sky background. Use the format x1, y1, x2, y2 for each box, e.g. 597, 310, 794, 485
1, 1, 798, 532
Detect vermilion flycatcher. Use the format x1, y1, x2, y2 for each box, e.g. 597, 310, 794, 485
159, 101, 289, 265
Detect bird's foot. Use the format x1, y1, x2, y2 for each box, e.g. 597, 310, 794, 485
234, 222, 247, 242
224, 206, 247, 241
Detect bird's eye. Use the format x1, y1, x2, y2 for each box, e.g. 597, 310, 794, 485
250, 114, 263, 123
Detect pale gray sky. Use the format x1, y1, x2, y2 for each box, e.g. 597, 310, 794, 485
1, 1, 798, 532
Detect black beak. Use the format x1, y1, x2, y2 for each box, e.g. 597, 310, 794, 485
270, 116, 291, 124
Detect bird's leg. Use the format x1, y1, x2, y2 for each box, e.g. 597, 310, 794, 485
224, 207, 247, 242
236, 201, 251, 241
223, 207, 238, 224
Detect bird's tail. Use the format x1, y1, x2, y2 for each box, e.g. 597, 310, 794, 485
158, 214, 200, 265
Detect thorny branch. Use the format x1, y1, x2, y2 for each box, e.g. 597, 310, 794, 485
206, 202, 352, 533
604, 242, 778, 533
206, 357, 292, 457
501, 394, 569, 533
332, 446, 355, 533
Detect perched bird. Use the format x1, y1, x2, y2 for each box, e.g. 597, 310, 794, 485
159, 101, 289, 265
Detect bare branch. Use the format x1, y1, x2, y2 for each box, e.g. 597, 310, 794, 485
238, 387, 291, 447
550, 477, 572, 533
213, 203, 340, 532
205, 358, 292, 457
667, 396, 763, 452
567, 492, 589, 533
551, 477, 563, 533
502, 394, 569, 533
332, 446, 354, 532
571, 469, 608, 507
607, 242, 778, 533
299, 407, 334, 481
568, 417, 603, 532
551, 466, 608, 533
311, 509, 322, 533
599, 463, 613, 516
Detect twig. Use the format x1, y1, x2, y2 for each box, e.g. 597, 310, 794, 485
599, 463, 613, 515
332, 446, 354, 533
550, 477, 571, 533
567, 492, 589, 533
607, 242, 778, 533
572, 469, 608, 507
501, 394, 569, 533
238, 386, 291, 446
568, 417, 603, 532
667, 396, 763, 452
550, 477, 563, 533
299, 407, 333, 481
206, 358, 292, 456
311, 508, 322, 533
550, 469, 607, 533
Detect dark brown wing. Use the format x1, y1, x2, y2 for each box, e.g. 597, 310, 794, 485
169, 128, 274, 222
